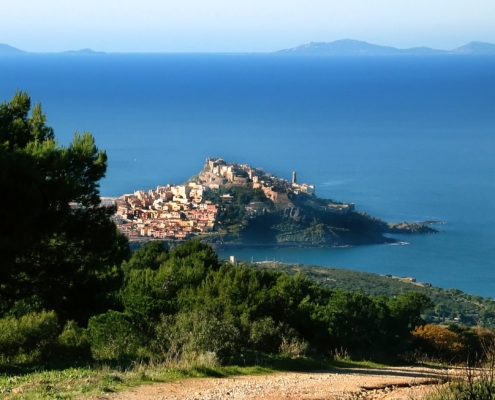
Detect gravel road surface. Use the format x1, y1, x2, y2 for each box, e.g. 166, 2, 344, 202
87, 366, 448, 400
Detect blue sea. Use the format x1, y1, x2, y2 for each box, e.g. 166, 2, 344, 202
1, 53, 495, 296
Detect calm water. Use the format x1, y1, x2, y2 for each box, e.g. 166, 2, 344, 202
1, 53, 495, 296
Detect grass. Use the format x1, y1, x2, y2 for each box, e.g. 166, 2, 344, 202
0, 363, 262, 399
0, 354, 393, 399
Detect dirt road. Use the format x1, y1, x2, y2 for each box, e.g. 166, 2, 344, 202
90, 366, 447, 400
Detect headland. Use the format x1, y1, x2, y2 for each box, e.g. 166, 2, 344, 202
110, 158, 439, 248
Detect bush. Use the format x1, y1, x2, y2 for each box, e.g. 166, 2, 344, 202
0, 311, 60, 364
153, 309, 241, 359
248, 317, 281, 353
88, 311, 144, 360
55, 320, 91, 361
412, 324, 465, 362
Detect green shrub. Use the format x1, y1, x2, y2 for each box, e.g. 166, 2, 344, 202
179, 310, 240, 356
88, 311, 144, 360
55, 320, 91, 360
0, 311, 60, 364
248, 317, 281, 352
153, 309, 241, 359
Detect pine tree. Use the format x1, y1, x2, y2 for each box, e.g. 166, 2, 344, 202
0, 91, 129, 324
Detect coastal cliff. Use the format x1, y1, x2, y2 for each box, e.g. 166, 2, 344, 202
205, 201, 437, 249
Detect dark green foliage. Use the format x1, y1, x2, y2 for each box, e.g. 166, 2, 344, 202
203, 186, 267, 206
153, 309, 241, 358
202, 186, 270, 233
0, 311, 60, 364
240, 213, 280, 243
116, 241, 434, 361
250, 262, 495, 327
0, 91, 130, 325
388, 292, 434, 331
171, 240, 219, 265
87, 311, 143, 360
0, 237, 478, 366
0, 308, 91, 365
122, 241, 168, 272
317, 291, 387, 350
120, 241, 222, 333
55, 320, 91, 361
248, 317, 281, 352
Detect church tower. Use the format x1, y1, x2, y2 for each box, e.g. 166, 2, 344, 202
292, 171, 297, 184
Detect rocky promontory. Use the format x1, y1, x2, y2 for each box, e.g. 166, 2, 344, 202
194, 158, 439, 248
116, 157, 440, 248
387, 221, 439, 234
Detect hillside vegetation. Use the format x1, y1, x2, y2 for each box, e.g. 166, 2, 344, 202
200, 185, 436, 247
243, 262, 495, 328
2, 91, 494, 399
0, 241, 431, 363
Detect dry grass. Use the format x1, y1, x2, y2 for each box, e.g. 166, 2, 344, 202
427, 333, 495, 399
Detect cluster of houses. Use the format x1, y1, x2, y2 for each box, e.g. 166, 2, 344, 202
114, 183, 218, 240
111, 157, 354, 240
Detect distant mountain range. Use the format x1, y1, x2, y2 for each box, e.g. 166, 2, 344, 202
61, 48, 106, 55
275, 39, 495, 55
0, 44, 105, 55
2, 40, 495, 55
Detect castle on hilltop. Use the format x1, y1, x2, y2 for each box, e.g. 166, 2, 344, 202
201, 157, 316, 200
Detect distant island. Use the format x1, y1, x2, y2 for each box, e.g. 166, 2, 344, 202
61, 48, 106, 55
275, 39, 495, 56
2, 39, 495, 55
111, 158, 440, 248
0, 44, 105, 55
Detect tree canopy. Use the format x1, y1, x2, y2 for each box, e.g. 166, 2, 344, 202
0, 91, 129, 324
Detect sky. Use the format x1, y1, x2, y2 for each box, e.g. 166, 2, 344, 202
1, 0, 495, 53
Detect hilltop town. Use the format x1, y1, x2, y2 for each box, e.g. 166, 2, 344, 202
111, 157, 436, 246
113, 157, 325, 240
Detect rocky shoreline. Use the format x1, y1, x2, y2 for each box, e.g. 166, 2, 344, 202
387, 221, 441, 234
127, 220, 444, 250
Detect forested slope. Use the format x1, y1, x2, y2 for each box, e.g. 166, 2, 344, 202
244, 262, 495, 327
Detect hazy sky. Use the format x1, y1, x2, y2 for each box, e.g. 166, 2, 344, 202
1, 0, 494, 52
